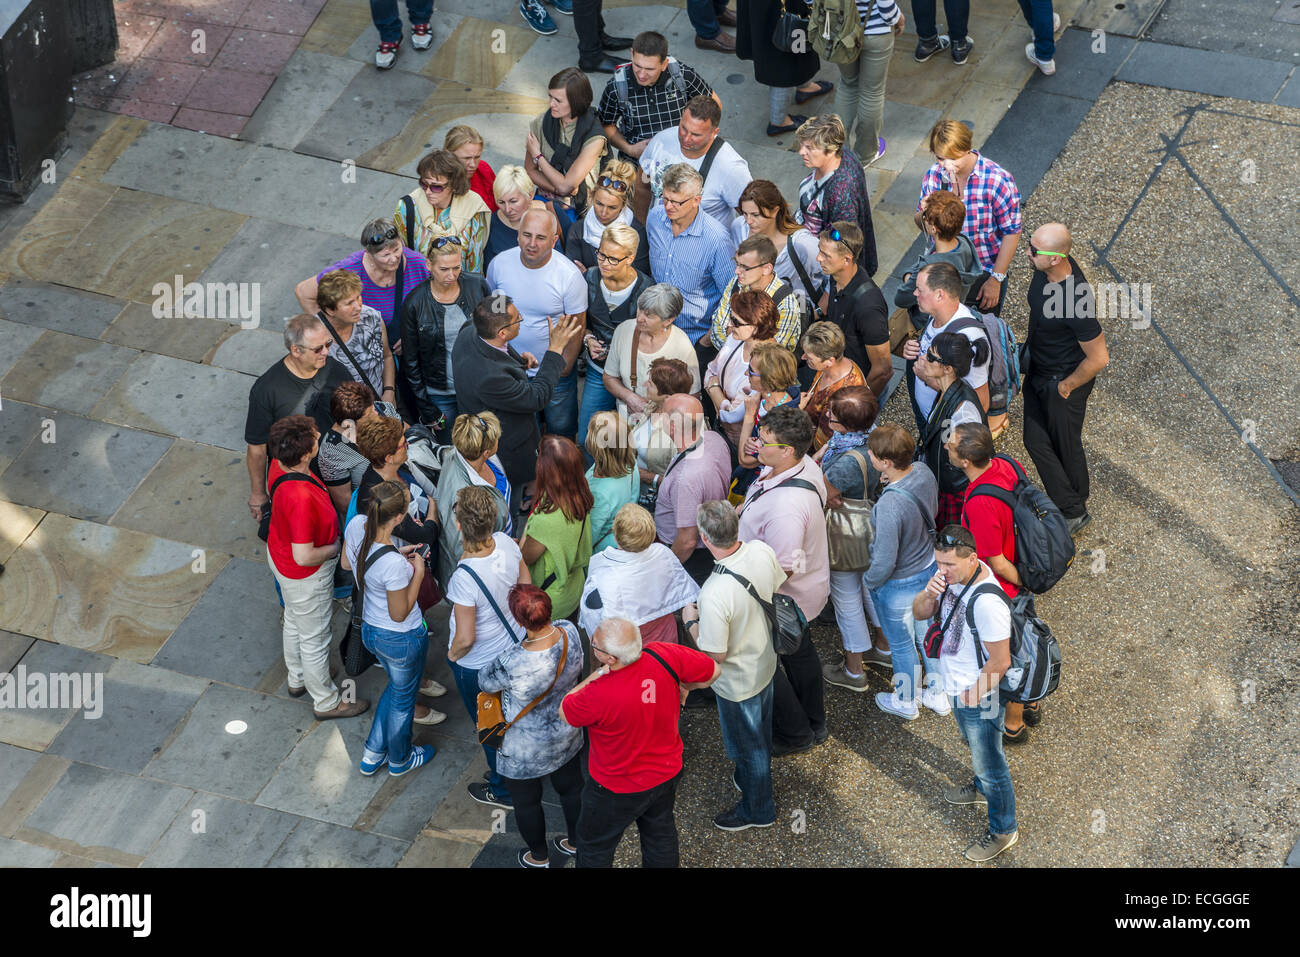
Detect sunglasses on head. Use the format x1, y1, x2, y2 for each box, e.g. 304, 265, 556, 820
932, 530, 972, 550
597, 176, 629, 192
1028, 241, 1068, 259
827, 227, 861, 256
430, 236, 463, 249
365, 226, 398, 246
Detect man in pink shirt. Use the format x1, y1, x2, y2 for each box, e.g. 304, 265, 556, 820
655, 393, 733, 584
736, 403, 830, 756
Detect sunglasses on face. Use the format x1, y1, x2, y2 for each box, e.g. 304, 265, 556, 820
365, 226, 398, 246
1028, 241, 1068, 258
925, 351, 941, 363
597, 176, 629, 192
430, 236, 463, 249
420, 180, 448, 193
728, 315, 752, 328
300, 342, 330, 355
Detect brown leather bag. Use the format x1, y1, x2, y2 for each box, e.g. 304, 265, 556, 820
476, 626, 569, 748
889, 306, 916, 357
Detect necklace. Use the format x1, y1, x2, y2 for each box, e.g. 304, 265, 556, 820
522, 625, 559, 645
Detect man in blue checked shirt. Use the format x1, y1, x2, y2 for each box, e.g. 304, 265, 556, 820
647, 163, 737, 349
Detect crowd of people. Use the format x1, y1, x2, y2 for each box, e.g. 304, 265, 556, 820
246, 5, 1107, 866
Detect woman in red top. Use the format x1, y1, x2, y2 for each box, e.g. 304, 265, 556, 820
266, 415, 369, 721
446, 125, 497, 213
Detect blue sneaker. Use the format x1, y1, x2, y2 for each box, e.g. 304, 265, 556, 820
547, 0, 573, 14
520, 0, 558, 35
359, 752, 386, 776
389, 744, 436, 777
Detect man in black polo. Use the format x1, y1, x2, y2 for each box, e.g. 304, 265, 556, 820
597, 31, 719, 166
815, 221, 891, 397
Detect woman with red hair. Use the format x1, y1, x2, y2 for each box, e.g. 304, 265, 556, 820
519, 436, 594, 619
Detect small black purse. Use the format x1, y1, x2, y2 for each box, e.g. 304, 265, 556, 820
772, 0, 810, 53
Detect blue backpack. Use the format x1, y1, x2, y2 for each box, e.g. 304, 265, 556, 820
951, 311, 1022, 416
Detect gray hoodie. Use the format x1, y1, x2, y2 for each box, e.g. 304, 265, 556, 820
863, 462, 939, 590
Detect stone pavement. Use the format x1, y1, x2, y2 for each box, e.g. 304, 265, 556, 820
1, 0, 1298, 868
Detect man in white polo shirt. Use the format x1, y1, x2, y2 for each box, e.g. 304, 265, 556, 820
735, 403, 829, 757
639, 95, 752, 229
902, 261, 990, 433
486, 207, 588, 438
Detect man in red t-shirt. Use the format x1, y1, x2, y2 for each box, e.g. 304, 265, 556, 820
561, 618, 719, 867
947, 423, 1039, 743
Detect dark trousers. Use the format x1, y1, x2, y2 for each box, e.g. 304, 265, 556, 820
911, 0, 970, 42
682, 546, 716, 586
573, 0, 606, 67
772, 629, 826, 746
501, 751, 584, 861
694, 335, 721, 426
1022, 375, 1094, 519
576, 770, 683, 867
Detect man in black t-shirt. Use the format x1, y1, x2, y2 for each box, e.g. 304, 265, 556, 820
245, 314, 353, 523
816, 221, 891, 397
1022, 223, 1109, 535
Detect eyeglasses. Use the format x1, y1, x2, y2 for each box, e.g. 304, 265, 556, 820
932, 530, 972, 550
662, 194, 698, 209
759, 441, 791, 449
734, 258, 772, 272
728, 315, 752, 328
299, 342, 330, 354
597, 176, 629, 193
925, 351, 941, 364
595, 250, 628, 265
364, 226, 398, 246
430, 236, 463, 249
745, 365, 759, 377
1027, 241, 1068, 259
420, 180, 448, 193
827, 228, 861, 257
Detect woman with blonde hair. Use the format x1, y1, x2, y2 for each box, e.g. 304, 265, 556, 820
484, 164, 541, 268
444, 125, 496, 213
799, 320, 866, 450
435, 411, 512, 587
584, 411, 640, 552
563, 158, 650, 274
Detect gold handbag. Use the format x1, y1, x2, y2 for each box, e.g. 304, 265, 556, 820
825, 449, 875, 572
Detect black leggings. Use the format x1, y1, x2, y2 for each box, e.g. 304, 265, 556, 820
501, 751, 584, 860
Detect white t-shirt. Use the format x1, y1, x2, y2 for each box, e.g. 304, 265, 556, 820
603, 319, 701, 418
641, 127, 752, 229
486, 250, 587, 377
913, 305, 991, 419
696, 540, 783, 702
600, 279, 636, 311
446, 533, 525, 670
344, 515, 422, 631
934, 563, 1012, 697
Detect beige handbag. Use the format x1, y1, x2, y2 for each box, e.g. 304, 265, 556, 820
825, 449, 875, 572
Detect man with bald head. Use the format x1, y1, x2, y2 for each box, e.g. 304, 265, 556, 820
1023, 222, 1109, 535
486, 207, 588, 439
656, 392, 733, 583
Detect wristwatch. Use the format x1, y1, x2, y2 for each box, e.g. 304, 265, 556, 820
990, 271, 1007, 283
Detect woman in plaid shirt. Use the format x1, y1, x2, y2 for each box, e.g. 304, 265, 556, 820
915, 120, 1022, 315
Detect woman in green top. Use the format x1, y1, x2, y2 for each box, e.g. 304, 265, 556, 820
520, 436, 594, 620
583, 411, 640, 553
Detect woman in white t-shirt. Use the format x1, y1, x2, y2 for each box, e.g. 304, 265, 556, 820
444, 485, 531, 808
341, 480, 437, 778
602, 283, 701, 420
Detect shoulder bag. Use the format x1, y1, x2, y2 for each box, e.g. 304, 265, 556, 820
826, 448, 875, 572
477, 619, 569, 749
772, 0, 810, 53
712, 563, 807, 656
921, 565, 979, 660
341, 543, 400, 677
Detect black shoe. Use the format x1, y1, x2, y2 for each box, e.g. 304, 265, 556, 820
1003, 723, 1029, 745
767, 114, 808, 137
1023, 701, 1044, 727
550, 835, 577, 858
794, 80, 833, 105
914, 34, 950, 62
813, 727, 829, 745
772, 737, 815, 758
714, 804, 774, 831
467, 781, 514, 809
1067, 512, 1092, 536
684, 688, 716, 710
580, 55, 622, 74
951, 35, 974, 65
517, 847, 549, 868
600, 33, 633, 51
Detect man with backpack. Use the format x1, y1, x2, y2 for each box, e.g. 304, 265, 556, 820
912, 524, 1018, 862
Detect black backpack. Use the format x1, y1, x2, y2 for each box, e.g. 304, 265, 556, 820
967, 586, 1062, 703
964, 454, 1074, 593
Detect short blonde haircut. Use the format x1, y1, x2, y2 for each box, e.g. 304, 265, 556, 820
443, 125, 484, 152
585, 411, 635, 479
601, 222, 640, 257
749, 341, 797, 392
802, 320, 846, 361
316, 269, 363, 311
927, 119, 973, 160
452, 411, 502, 461
612, 503, 656, 552
493, 164, 536, 202
795, 114, 846, 156
591, 157, 637, 208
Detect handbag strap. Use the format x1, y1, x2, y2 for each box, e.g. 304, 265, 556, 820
842, 448, 870, 498
356, 543, 400, 606
698, 135, 726, 185
628, 327, 642, 391
318, 311, 383, 398
739, 471, 824, 516
642, 646, 681, 688
711, 563, 778, 635
454, 562, 521, 643
787, 234, 824, 319
933, 565, 981, 647
402, 195, 416, 252
883, 483, 935, 534
502, 624, 569, 732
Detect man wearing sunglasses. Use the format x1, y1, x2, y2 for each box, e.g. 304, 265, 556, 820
1022, 223, 1108, 536
245, 314, 354, 523
638, 96, 752, 228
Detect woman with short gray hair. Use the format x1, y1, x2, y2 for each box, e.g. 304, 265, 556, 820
601, 282, 700, 420
794, 115, 878, 275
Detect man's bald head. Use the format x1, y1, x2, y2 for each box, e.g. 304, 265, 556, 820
663, 393, 705, 450
520, 207, 558, 238
592, 617, 642, 665
1032, 222, 1071, 256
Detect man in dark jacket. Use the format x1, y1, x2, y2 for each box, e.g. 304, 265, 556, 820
452, 294, 583, 523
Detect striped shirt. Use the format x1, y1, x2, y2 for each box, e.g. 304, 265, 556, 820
646, 205, 738, 343
317, 249, 431, 342
857, 0, 902, 35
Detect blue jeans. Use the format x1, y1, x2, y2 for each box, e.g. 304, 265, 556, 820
449, 659, 511, 801
953, 697, 1017, 835
911, 0, 970, 43
716, 679, 775, 823
1018, 0, 1056, 61
427, 390, 458, 444
686, 0, 728, 39
869, 562, 939, 705
577, 361, 616, 461
543, 367, 579, 440
369, 0, 434, 43
360, 620, 429, 768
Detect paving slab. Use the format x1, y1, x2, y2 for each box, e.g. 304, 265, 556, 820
100, 301, 236, 364
979, 88, 1094, 196
397, 828, 484, 867
0, 411, 173, 523
144, 683, 313, 801
0, 503, 44, 566
0, 279, 127, 339
0, 631, 36, 673
0, 835, 62, 867
362, 732, 479, 841
0, 742, 44, 808
209, 329, 293, 377
47, 658, 209, 775
296, 66, 440, 166
101, 123, 251, 209
143, 792, 300, 867
1024, 28, 1136, 103
1149, 0, 1300, 64
267, 817, 409, 867
241, 48, 364, 149
111, 439, 263, 560
0, 331, 138, 415
255, 719, 388, 826
0, 319, 44, 380
21, 762, 192, 862
0, 641, 115, 753
92, 352, 253, 451
0, 400, 46, 476
0, 515, 224, 662
1116, 41, 1293, 104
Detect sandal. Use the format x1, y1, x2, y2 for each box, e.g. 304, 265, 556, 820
1023, 701, 1043, 726
1003, 723, 1029, 745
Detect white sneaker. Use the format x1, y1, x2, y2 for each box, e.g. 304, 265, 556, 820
922, 686, 952, 715
1025, 42, 1055, 75
411, 23, 433, 50
375, 41, 400, 69
1053, 11, 1062, 33
875, 691, 920, 720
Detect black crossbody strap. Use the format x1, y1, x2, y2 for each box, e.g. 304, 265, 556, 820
788, 237, 823, 318
712, 564, 777, 628
318, 311, 383, 398
270, 471, 319, 498
739, 473, 824, 515
402, 195, 416, 252
454, 562, 521, 643
967, 582, 1014, 665
698, 135, 726, 184
642, 646, 681, 688
934, 566, 981, 647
